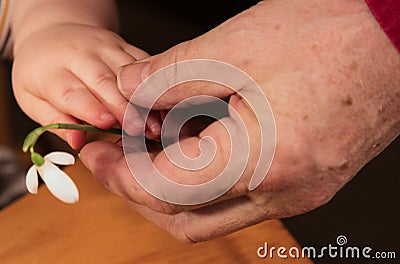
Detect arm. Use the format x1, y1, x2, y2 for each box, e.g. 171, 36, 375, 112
12, 0, 119, 52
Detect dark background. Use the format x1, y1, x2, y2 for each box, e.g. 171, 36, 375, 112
1, 1, 398, 263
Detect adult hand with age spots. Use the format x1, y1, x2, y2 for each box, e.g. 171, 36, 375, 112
80, 0, 400, 242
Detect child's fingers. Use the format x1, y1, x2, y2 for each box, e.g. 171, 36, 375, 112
123, 103, 145, 136
97, 47, 150, 132
101, 45, 155, 138
16, 92, 86, 149
124, 105, 162, 139
145, 110, 162, 140
98, 45, 139, 75
40, 69, 117, 129
86, 44, 149, 128
69, 57, 138, 127
121, 44, 149, 62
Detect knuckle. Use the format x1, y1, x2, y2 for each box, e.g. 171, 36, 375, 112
60, 86, 79, 105
91, 28, 122, 44
162, 214, 198, 243
155, 40, 199, 108
168, 40, 193, 64
94, 71, 116, 89
151, 200, 184, 215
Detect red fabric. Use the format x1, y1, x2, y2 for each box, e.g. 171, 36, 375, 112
365, 0, 400, 53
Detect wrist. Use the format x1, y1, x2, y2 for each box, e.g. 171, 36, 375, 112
12, 0, 119, 55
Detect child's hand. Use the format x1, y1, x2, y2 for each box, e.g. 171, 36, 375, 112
12, 23, 149, 148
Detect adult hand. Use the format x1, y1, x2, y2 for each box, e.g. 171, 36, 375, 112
80, 0, 400, 242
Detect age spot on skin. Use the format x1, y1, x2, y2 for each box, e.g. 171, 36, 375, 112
341, 95, 353, 106
349, 61, 358, 71
338, 161, 349, 171
326, 161, 349, 172
274, 23, 281, 31
372, 142, 381, 149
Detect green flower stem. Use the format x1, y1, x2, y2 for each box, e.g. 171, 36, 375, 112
56, 123, 123, 134
23, 123, 123, 153
23, 123, 163, 162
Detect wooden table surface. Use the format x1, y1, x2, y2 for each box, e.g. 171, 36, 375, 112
0, 158, 312, 264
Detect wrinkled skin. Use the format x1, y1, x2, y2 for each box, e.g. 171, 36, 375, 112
80, 0, 400, 242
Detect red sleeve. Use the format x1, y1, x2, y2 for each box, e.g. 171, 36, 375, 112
365, 0, 400, 53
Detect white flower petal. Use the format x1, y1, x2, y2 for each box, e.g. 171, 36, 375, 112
44, 151, 75, 165
38, 161, 79, 204
26, 165, 39, 194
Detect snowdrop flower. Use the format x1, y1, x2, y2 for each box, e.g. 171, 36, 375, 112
26, 151, 79, 204
22, 122, 152, 205
22, 123, 122, 204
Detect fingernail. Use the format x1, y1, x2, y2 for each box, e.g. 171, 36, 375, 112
124, 117, 146, 136
100, 111, 115, 122
117, 61, 151, 99
149, 122, 161, 135
124, 104, 146, 136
